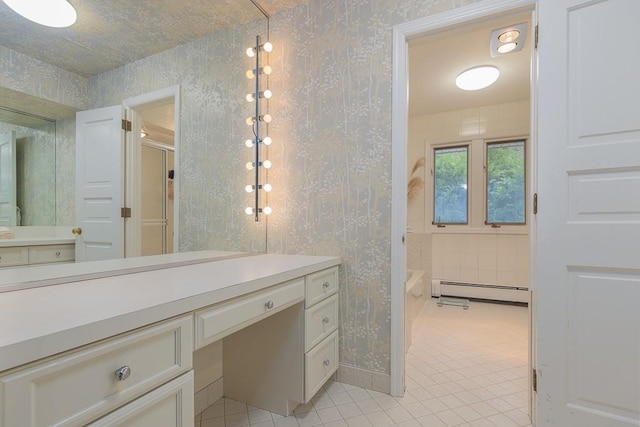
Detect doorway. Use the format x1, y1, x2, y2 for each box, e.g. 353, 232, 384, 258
123, 86, 180, 258
390, 0, 537, 422
138, 104, 176, 256
75, 86, 180, 262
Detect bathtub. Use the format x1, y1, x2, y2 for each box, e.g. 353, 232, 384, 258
405, 269, 428, 353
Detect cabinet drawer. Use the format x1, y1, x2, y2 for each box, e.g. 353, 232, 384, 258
0, 247, 28, 268
0, 315, 192, 427
305, 330, 338, 401
305, 267, 338, 308
88, 371, 194, 427
195, 278, 305, 349
28, 244, 75, 265
305, 294, 338, 352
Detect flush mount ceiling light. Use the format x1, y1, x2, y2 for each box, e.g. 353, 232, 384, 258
455, 66, 500, 91
490, 22, 528, 56
2, 0, 77, 28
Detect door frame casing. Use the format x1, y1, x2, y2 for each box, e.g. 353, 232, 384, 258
390, 0, 537, 398
123, 86, 181, 256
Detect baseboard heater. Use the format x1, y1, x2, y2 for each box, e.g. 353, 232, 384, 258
431, 279, 529, 303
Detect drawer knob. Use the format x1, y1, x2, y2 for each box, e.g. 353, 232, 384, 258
322, 281, 330, 289
322, 316, 330, 324
115, 365, 131, 381
264, 300, 274, 310
323, 359, 331, 367
55, 251, 61, 257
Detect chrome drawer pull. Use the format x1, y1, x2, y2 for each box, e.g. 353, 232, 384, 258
265, 300, 274, 310
115, 365, 131, 381
322, 316, 330, 324
323, 359, 331, 367
322, 281, 330, 289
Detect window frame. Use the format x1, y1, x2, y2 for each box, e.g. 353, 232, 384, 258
484, 139, 527, 226
431, 144, 470, 226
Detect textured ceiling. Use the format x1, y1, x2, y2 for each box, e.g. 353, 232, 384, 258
0, 0, 305, 77
409, 11, 532, 116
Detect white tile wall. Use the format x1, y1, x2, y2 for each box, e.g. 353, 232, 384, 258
431, 234, 529, 287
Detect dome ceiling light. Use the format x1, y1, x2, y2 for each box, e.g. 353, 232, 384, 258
455, 66, 500, 91
490, 22, 528, 56
2, 0, 77, 28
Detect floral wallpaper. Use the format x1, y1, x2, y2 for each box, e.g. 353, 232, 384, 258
266, 0, 483, 376
0, 46, 87, 110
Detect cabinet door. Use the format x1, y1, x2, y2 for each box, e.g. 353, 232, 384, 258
88, 372, 193, 427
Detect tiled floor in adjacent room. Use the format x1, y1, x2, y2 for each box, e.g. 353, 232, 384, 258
196, 297, 531, 427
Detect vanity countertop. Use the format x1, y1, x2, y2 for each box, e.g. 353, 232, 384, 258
0, 249, 245, 292
0, 236, 75, 247
0, 253, 340, 373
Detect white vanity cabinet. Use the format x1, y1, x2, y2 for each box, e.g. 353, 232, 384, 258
0, 243, 74, 268
303, 267, 339, 400
0, 254, 340, 425
0, 315, 193, 427
0, 247, 28, 268
223, 266, 339, 415
28, 244, 75, 265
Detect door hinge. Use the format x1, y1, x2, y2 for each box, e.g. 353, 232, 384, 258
533, 193, 538, 214
534, 25, 539, 49
121, 207, 132, 218
121, 119, 132, 132
533, 368, 538, 392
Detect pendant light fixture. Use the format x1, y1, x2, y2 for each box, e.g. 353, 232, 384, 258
2, 0, 77, 28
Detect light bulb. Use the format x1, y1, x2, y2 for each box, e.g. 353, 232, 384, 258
497, 42, 517, 54
263, 42, 273, 53
263, 184, 272, 192
245, 207, 253, 215
245, 139, 254, 148
246, 47, 256, 57
245, 185, 254, 193
262, 65, 272, 75
262, 136, 272, 146
246, 162, 255, 170
498, 30, 520, 43
263, 206, 272, 215
263, 160, 272, 169
246, 117, 255, 125
262, 114, 272, 123
246, 69, 255, 79
262, 89, 272, 99
246, 93, 255, 102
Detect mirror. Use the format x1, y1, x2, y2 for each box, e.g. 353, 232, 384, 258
0, 108, 56, 226
0, 0, 270, 286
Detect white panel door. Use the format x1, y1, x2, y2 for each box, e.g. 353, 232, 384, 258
0, 132, 17, 227
75, 106, 125, 262
537, 0, 640, 426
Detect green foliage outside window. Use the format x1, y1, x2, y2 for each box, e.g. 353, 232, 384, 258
486, 141, 525, 224
433, 146, 468, 224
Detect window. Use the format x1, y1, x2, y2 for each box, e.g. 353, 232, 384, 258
486, 140, 525, 224
433, 145, 468, 224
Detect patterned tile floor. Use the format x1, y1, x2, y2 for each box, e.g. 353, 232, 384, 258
196, 298, 531, 427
